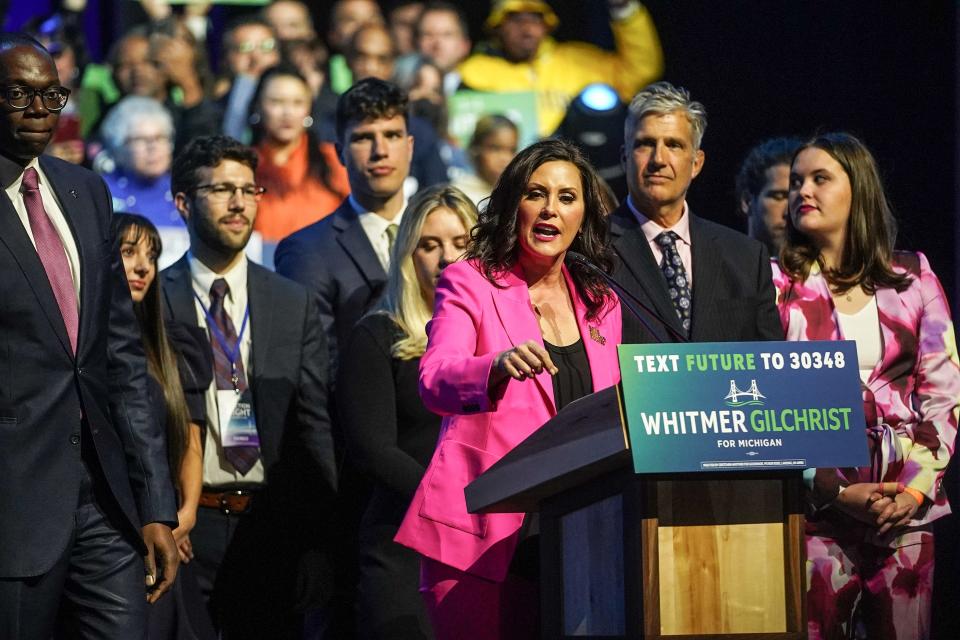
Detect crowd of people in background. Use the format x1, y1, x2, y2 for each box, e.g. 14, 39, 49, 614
2, 1, 959, 640
19, 0, 664, 259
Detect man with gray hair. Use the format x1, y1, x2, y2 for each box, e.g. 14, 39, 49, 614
609, 81, 783, 343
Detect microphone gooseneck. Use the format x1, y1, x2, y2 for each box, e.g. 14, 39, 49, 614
565, 251, 688, 343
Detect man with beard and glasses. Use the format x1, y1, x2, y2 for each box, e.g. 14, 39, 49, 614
160, 135, 337, 638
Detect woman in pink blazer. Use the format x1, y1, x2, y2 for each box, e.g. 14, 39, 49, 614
395, 139, 621, 639
772, 132, 960, 640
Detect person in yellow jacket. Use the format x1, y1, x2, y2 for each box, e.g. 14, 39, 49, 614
458, 0, 663, 136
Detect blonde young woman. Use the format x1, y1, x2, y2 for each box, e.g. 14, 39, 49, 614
337, 185, 479, 640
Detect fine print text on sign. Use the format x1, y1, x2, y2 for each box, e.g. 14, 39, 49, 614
618, 341, 869, 474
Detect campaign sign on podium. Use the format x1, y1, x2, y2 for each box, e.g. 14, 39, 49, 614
618, 340, 870, 474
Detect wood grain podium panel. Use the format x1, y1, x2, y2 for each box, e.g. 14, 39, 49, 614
655, 479, 788, 636
658, 522, 786, 634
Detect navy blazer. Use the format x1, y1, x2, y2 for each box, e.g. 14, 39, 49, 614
160, 256, 337, 498
609, 202, 784, 344
274, 198, 386, 380
0, 155, 177, 577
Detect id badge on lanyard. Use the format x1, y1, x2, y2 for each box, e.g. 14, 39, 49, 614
217, 388, 260, 448
195, 292, 259, 449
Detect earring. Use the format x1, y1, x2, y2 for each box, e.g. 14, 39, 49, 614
303, 115, 314, 129
249, 112, 261, 125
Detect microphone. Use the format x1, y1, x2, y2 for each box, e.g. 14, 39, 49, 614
565, 251, 688, 343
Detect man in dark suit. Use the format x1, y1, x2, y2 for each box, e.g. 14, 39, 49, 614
610, 81, 783, 343
275, 77, 413, 375
0, 35, 179, 639
160, 135, 336, 638
274, 77, 413, 638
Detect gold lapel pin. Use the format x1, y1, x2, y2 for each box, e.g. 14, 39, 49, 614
589, 326, 606, 345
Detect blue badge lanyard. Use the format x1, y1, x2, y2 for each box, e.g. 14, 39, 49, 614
194, 291, 249, 393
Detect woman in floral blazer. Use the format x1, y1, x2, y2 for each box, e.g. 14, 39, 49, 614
771, 132, 960, 640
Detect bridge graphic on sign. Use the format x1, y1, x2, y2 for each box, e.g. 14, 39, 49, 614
724, 379, 766, 407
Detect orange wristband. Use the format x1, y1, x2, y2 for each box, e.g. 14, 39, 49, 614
901, 486, 925, 506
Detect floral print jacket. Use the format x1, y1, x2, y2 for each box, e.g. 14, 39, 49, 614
772, 252, 960, 546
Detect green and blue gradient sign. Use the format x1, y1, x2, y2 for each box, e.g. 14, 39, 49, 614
618, 341, 870, 474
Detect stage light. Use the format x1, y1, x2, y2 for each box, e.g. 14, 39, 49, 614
554, 83, 628, 200
580, 83, 620, 112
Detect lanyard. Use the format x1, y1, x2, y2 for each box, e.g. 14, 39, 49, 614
194, 291, 249, 393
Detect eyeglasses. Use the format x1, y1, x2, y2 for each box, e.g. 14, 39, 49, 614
1, 85, 71, 111
231, 38, 277, 54
194, 183, 266, 202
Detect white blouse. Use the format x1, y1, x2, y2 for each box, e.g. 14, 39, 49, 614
836, 296, 882, 384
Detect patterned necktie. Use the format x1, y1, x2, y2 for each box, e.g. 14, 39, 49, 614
21, 167, 79, 354
655, 231, 692, 335
209, 278, 258, 475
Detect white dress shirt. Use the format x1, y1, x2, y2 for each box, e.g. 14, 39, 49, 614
188, 253, 265, 486
2, 156, 82, 305
350, 194, 406, 270
627, 196, 694, 289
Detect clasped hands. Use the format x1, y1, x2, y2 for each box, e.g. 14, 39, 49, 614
490, 340, 559, 387
832, 482, 922, 535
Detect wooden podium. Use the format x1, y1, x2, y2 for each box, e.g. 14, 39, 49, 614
466, 386, 807, 639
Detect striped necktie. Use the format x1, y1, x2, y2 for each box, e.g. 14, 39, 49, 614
209, 278, 258, 475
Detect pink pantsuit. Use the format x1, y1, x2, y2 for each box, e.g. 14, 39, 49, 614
395, 259, 621, 639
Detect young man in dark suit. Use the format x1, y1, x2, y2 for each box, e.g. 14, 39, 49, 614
274, 77, 413, 376
161, 135, 336, 638
274, 77, 414, 638
610, 81, 784, 344
0, 34, 179, 639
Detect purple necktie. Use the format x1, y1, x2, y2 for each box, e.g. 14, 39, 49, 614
21, 168, 79, 354
209, 278, 259, 475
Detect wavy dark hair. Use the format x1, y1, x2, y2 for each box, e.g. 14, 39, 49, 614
335, 77, 409, 143
171, 134, 258, 196
780, 132, 912, 294
466, 138, 615, 320
111, 213, 192, 481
